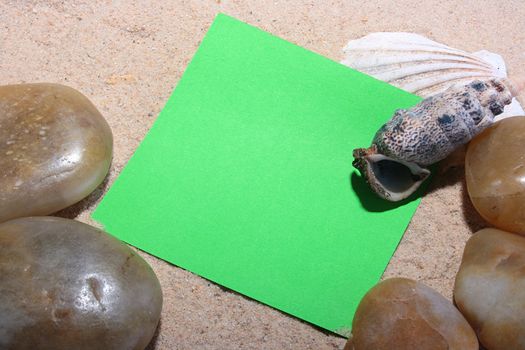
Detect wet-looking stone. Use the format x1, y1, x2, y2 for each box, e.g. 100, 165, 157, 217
0, 83, 113, 223
466, 116, 525, 234
0, 217, 162, 350
454, 228, 525, 350
347, 278, 478, 350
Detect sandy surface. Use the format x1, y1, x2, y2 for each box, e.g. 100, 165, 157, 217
1, 1, 524, 349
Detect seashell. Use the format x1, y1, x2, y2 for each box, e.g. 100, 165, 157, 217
341, 32, 524, 120
353, 78, 514, 201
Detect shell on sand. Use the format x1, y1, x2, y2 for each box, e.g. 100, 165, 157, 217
341, 32, 524, 120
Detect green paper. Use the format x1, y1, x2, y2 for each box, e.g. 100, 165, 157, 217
93, 14, 422, 335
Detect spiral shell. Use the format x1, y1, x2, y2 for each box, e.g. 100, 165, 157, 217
353, 78, 514, 201
374, 79, 512, 165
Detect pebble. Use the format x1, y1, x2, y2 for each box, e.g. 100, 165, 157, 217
454, 228, 525, 350
348, 278, 478, 350
0, 83, 113, 223
466, 116, 525, 234
0, 217, 162, 350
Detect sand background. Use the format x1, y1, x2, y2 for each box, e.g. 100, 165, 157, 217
1, 1, 524, 349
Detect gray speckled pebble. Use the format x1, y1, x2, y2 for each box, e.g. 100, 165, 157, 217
0, 217, 162, 350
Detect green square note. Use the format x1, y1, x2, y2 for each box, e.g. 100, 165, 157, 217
93, 14, 422, 335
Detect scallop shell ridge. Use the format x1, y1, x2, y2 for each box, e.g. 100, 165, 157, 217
341, 32, 524, 120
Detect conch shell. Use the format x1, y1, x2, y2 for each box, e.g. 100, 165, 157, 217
353, 79, 515, 201
341, 32, 524, 120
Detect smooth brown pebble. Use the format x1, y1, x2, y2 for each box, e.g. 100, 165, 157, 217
454, 228, 525, 350
466, 116, 525, 234
348, 277, 478, 350
0, 217, 162, 350
0, 83, 113, 223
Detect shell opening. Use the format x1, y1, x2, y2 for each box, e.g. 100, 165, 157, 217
354, 150, 431, 202
370, 157, 426, 194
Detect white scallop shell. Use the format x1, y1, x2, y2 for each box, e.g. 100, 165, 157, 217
341, 32, 524, 120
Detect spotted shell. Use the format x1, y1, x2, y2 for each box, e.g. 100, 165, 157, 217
353, 78, 514, 201
371, 79, 512, 166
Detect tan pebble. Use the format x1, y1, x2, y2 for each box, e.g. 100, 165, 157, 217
349, 278, 478, 350
466, 116, 525, 234
454, 228, 525, 350
0, 83, 113, 223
